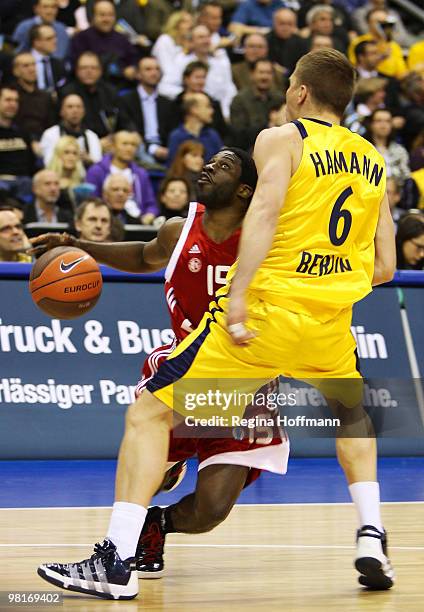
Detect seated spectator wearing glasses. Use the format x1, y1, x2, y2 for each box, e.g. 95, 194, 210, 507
0, 86, 36, 201
13, 0, 70, 61
29, 24, 67, 95
0, 207, 32, 262
266, 9, 308, 77
74, 197, 114, 242
86, 131, 159, 225
395, 213, 424, 270
12, 52, 56, 142
117, 57, 174, 165
23, 169, 74, 225
59, 52, 119, 143
70, 0, 138, 86
40, 94, 102, 166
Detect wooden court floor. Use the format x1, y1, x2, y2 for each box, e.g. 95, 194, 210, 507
0, 503, 422, 612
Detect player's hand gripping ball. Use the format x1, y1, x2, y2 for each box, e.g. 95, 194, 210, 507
29, 246, 102, 319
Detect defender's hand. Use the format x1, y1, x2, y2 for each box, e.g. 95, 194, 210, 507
28, 232, 76, 257
227, 293, 256, 346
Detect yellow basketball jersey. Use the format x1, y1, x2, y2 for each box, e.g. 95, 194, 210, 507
246, 118, 386, 321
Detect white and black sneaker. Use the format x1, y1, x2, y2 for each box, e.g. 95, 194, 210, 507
355, 525, 395, 590
37, 539, 138, 600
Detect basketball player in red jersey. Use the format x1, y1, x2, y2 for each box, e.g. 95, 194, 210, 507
32, 148, 288, 588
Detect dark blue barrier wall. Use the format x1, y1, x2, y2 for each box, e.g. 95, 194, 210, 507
0, 265, 423, 458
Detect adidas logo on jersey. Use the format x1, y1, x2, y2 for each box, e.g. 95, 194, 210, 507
188, 244, 201, 254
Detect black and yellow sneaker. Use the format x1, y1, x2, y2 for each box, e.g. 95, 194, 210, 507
37, 539, 138, 600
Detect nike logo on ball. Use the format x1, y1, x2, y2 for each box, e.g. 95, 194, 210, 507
60, 255, 88, 273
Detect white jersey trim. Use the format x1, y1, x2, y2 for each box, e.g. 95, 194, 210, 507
198, 441, 290, 475
165, 202, 199, 282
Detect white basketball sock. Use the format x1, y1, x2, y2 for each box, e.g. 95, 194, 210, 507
107, 502, 147, 560
348, 481, 383, 532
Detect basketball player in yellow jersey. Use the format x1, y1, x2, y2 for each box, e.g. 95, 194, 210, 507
38, 49, 396, 600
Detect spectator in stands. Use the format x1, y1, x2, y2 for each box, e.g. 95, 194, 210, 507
365, 108, 410, 185
198, 2, 233, 51
56, 0, 80, 29
29, 24, 67, 94
353, 0, 416, 48
309, 33, 334, 51
117, 57, 174, 165
40, 94, 102, 166
24, 169, 73, 224
0, 86, 35, 200
297, 0, 356, 36
167, 93, 222, 167
395, 213, 424, 270
0, 207, 32, 262
59, 52, 119, 143
266, 9, 308, 77
232, 33, 284, 93
400, 74, 424, 151
152, 11, 194, 76
303, 5, 348, 53
84, 0, 164, 42
47, 136, 87, 211
230, 59, 284, 150
354, 40, 400, 112
386, 177, 406, 225
74, 198, 113, 242
160, 24, 237, 119
343, 77, 387, 134
158, 177, 190, 220
70, 0, 137, 85
167, 140, 205, 201
408, 41, 424, 77
171, 61, 227, 140
348, 8, 408, 79
12, 52, 56, 141
102, 174, 143, 225
13, 0, 70, 60
229, 0, 286, 40
86, 131, 158, 224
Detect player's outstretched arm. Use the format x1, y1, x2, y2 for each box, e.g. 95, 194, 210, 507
227, 125, 299, 344
29, 218, 185, 274
372, 192, 396, 286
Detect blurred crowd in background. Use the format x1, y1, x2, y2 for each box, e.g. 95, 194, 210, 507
0, 0, 423, 269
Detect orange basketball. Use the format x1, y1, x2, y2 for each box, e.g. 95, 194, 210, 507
29, 246, 103, 319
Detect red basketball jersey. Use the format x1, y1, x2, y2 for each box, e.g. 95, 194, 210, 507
164, 202, 240, 342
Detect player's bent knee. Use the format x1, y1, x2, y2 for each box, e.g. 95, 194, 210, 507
192, 498, 233, 532
125, 392, 171, 431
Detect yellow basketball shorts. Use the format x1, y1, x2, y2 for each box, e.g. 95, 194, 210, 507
146, 291, 362, 416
